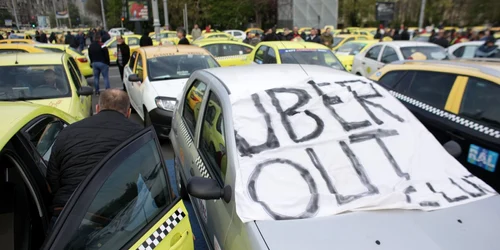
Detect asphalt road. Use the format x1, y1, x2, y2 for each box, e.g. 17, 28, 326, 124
88, 66, 208, 249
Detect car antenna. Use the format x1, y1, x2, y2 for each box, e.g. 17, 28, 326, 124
15, 44, 19, 64
175, 43, 179, 52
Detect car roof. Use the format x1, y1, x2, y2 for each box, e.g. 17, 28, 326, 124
0, 53, 65, 66
387, 59, 500, 78
193, 40, 253, 46
0, 102, 75, 149
258, 41, 329, 49
343, 40, 378, 45
139, 45, 211, 58
203, 64, 352, 98
377, 41, 440, 47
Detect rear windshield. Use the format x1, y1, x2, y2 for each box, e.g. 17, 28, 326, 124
279, 49, 345, 71
0, 65, 71, 101
401, 46, 447, 60
332, 37, 344, 47
147, 54, 219, 81
335, 42, 368, 55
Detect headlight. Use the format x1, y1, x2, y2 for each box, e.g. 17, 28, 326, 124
155, 96, 177, 111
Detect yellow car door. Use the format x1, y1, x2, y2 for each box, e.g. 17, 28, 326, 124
217, 43, 253, 67
65, 57, 93, 118
42, 128, 194, 250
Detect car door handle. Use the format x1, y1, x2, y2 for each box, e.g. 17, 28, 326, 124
190, 167, 195, 176
170, 231, 190, 250
362, 62, 366, 65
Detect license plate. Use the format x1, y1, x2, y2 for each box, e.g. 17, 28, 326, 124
467, 144, 498, 172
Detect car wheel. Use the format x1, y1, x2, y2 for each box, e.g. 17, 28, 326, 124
175, 161, 189, 200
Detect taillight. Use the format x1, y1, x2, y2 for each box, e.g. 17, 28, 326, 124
77, 57, 88, 63
407, 57, 413, 60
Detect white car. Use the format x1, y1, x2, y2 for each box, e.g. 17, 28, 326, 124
123, 45, 219, 138
108, 27, 134, 37
447, 41, 500, 59
351, 41, 447, 77
224, 29, 246, 40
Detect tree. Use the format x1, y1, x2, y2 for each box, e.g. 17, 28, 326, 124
68, 1, 80, 27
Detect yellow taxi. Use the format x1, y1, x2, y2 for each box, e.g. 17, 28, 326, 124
149, 31, 193, 45
331, 34, 372, 51
0, 102, 195, 250
33, 44, 93, 78
91, 34, 141, 64
244, 28, 264, 38
202, 29, 221, 34
194, 32, 238, 42
333, 40, 379, 71
8, 33, 33, 40
0, 44, 47, 54
0, 53, 93, 120
0, 39, 37, 44
192, 40, 254, 67
369, 59, 500, 192
123, 46, 219, 138
247, 41, 345, 71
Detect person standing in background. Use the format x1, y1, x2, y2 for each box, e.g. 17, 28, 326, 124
116, 36, 130, 86
64, 31, 73, 45
191, 24, 201, 40
49, 32, 56, 44
88, 34, 111, 95
177, 28, 190, 45
40, 31, 48, 43
321, 28, 334, 48
140, 30, 153, 47
35, 30, 41, 42
205, 24, 211, 33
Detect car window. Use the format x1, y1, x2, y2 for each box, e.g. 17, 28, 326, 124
0, 49, 29, 54
393, 71, 415, 93
65, 138, 172, 249
381, 46, 399, 63
106, 40, 117, 48
204, 44, 220, 57
365, 45, 382, 60
200, 92, 227, 181
222, 44, 252, 56
345, 37, 355, 43
460, 77, 500, 126
264, 48, 277, 64
461, 46, 480, 58
183, 81, 208, 134
147, 55, 218, 81
129, 51, 137, 68
401, 46, 447, 60
25, 116, 66, 171
406, 71, 456, 108
254, 45, 268, 64
234, 31, 243, 37
128, 37, 139, 46
67, 59, 82, 90
68, 57, 83, 82
378, 70, 406, 89
134, 54, 143, 80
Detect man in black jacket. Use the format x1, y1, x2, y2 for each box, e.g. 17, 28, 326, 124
140, 30, 153, 47
116, 35, 130, 86
47, 89, 142, 228
88, 34, 111, 94
177, 27, 190, 45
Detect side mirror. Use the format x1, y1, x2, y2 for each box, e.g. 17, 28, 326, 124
187, 177, 232, 203
443, 140, 462, 158
77, 86, 94, 96
128, 74, 141, 82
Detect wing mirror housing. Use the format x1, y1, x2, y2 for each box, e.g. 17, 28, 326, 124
128, 74, 141, 82
443, 140, 462, 158
187, 177, 232, 203
77, 86, 94, 96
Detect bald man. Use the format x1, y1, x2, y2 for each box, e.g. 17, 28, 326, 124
47, 89, 142, 227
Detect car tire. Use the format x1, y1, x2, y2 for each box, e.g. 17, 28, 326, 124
175, 161, 189, 200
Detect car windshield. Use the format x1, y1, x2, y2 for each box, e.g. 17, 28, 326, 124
279, 49, 346, 71
147, 54, 219, 81
0, 65, 71, 101
332, 37, 344, 47
153, 32, 176, 39
336, 42, 368, 55
401, 46, 447, 60
413, 36, 429, 42
10, 34, 26, 39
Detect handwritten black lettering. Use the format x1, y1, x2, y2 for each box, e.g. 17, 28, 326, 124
266, 88, 324, 143
308, 80, 372, 132
454, 178, 486, 198
235, 93, 280, 157
248, 158, 319, 220
349, 129, 410, 180
426, 182, 469, 203
404, 185, 440, 207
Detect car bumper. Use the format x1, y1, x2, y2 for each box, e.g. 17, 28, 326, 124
81, 65, 93, 77
149, 108, 173, 139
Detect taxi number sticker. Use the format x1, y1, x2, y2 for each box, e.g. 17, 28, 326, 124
467, 144, 498, 172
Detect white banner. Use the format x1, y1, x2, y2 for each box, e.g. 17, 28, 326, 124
56, 11, 69, 19
233, 74, 496, 222
4, 19, 12, 27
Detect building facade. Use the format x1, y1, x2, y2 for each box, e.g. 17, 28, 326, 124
278, 0, 338, 29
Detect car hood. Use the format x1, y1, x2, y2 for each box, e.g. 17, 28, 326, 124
255, 195, 500, 250
149, 78, 188, 99
335, 54, 354, 64
29, 97, 72, 113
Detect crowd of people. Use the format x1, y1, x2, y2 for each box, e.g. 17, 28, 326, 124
240, 26, 338, 48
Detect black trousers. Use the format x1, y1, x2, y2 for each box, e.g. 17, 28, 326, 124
118, 64, 126, 91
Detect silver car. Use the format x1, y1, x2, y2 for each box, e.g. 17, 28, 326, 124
170, 64, 499, 250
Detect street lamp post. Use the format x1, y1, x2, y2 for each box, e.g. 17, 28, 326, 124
152, 0, 161, 42
162, 0, 168, 28
11, 0, 20, 30
100, 0, 107, 30
418, 0, 426, 30
51, 0, 59, 28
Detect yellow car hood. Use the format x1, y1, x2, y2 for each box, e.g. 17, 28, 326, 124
29, 97, 72, 114
335, 54, 354, 66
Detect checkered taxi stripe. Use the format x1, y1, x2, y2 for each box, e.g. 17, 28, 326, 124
179, 121, 193, 147
217, 55, 246, 60
137, 208, 186, 250
390, 91, 500, 138
196, 156, 211, 178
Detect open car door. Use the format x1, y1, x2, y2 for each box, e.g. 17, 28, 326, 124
42, 127, 194, 250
